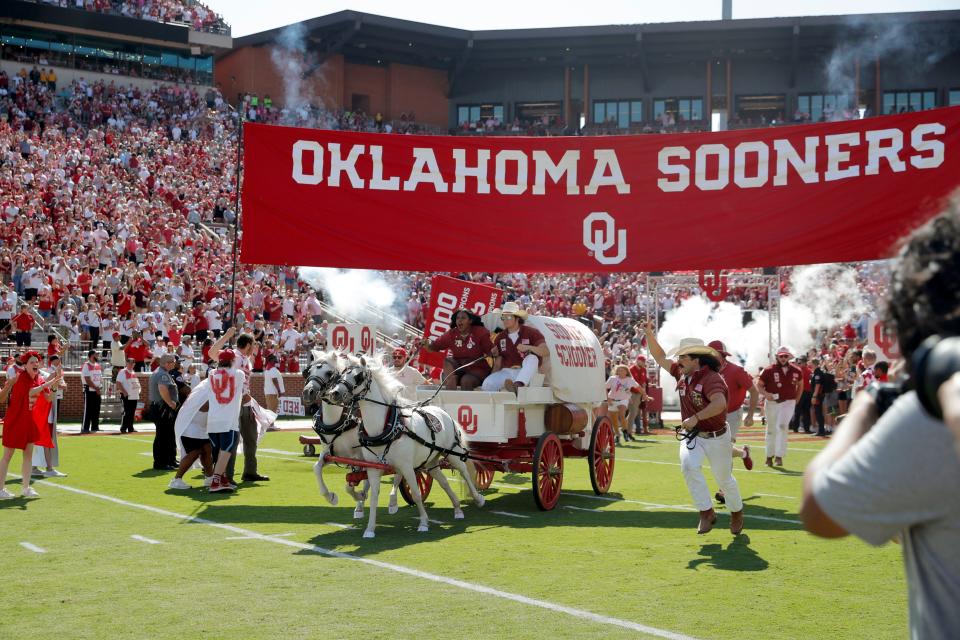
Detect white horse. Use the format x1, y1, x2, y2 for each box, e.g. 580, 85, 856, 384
301, 351, 401, 519
325, 353, 485, 538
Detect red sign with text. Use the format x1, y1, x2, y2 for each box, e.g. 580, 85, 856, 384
242, 107, 960, 271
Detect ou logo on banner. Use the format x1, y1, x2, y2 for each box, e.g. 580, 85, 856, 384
360, 326, 372, 353
331, 326, 354, 352
583, 212, 626, 265
873, 321, 901, 360
457, 405, 478, 435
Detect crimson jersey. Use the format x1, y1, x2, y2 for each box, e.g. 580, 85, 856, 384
670, 362, 728, 432
431, 326, 494, 361
719, 360, 754, 412
759, 363, 803, 401
493, 325, 546, 369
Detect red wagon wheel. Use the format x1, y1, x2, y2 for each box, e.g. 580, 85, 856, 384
589, 415, 616, 495
533, 432, 564, 511
399, 470, 434, 506
473, 462, 494, 491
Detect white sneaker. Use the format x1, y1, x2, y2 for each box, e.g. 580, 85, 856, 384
0, 488, 13, 500
203, 475, 214, 487
43, 469, 67, 478
22, 487, 39, 498
168, 478, 191, 490
31, 467, 44, 477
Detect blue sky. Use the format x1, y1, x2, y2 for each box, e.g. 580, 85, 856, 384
204, 0, 960, 37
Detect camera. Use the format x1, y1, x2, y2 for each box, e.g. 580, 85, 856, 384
913, 335, 960, 420
866, 336, 960, 419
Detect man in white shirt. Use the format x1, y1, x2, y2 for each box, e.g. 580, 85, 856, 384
80, 350, 103, 433
210, 327, 269, 483
279, 322, 301, 353
390, 348, 425, 402
116, 357, 141, 433
262, 354, 284, 413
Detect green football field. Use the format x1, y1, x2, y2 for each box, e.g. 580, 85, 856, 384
2, 427, 906, 639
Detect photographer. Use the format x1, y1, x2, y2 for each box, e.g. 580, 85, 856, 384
800, 204, 960, 639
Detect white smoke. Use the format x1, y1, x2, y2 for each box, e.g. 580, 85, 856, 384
298, 267, 400, 328
825, 17, 954, 113
655, 264, 872, 405
270, 23, 309, 109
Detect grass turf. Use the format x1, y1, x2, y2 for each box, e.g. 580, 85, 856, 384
1, 427, 906, 639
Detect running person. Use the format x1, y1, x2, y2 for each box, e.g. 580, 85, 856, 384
644, 323, 744, 535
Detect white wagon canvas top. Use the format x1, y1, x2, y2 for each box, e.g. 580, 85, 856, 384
483, 313, 606, 405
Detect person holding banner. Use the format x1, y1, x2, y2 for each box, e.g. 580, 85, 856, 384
423, 309, 494, 390
482, 303, 549, 395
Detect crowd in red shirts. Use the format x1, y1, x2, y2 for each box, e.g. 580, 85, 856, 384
0, 66, 891, 390
29, 0, 230, 34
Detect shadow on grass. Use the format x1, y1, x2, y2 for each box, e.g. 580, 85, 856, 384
133, 468, 173, 479
180, 480, 802, 557
687, 535, 769, 572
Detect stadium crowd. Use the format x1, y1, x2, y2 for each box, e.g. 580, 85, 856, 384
29, 0, 230, 34
0, 61, 890, 442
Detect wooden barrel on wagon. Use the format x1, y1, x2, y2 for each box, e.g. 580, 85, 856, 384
544, 403, 588, 435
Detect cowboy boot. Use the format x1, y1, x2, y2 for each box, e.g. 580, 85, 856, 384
697, 508, 717, 534
730, 510, 744, 535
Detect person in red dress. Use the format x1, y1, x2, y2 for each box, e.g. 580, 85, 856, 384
0, 351, 61, 499
422, 309, 495, 390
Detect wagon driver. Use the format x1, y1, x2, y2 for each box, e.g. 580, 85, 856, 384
643, 323, 744, 535
482, 302, 549, 394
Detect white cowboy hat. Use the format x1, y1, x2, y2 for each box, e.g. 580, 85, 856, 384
496, 301, 528, 319
666, 337, 720, 360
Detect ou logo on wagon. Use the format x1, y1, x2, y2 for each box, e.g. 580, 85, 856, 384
457, 405, 478, 434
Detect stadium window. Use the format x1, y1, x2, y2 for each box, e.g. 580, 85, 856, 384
796, 93, 851, 121
950, 89, 960, 106
592, 100, 642, 128
881, 89, 937, 114
735, 94, 786, 124
457, 103, 503, 126
653, 97, 703, 123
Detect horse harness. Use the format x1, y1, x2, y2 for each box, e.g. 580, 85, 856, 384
335, 362, 471, 470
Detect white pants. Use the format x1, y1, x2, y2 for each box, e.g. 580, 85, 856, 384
481, 355, 539, 391
679, 429, 743, 512
725, 407, 743, 440
764, 399, 795, 458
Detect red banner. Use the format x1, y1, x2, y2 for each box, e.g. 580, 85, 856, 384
419, 275, 503, 369
241, 107, 960, 271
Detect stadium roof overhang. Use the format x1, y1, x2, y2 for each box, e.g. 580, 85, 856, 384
229, 9, 960, 73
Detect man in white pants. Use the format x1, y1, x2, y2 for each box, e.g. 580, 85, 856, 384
758, 346, 803, 467
644, 323, 744, 535
481, 302, 548, 394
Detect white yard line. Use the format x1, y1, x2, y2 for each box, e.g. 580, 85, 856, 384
28, 477, 701, 640
564, 505, 612, 514
131, 534, 163, 544
411, 517, 447, 526
488, 483, 801, 525
324, 522, 357, 530
225, 532, 295, 540
490, 511, 530, 519
258, 448, 301, 456
615, 456, 802, 477
754, 493, 798, 500
630, 439, 824, 453
20, 542, 46, 553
